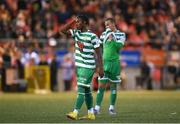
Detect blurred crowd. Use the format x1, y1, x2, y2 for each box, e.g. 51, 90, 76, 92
0, 0, 180, 91
0, 41, 60, 91
0, 0, 179, 51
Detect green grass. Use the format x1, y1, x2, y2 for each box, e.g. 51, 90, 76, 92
0, 91, 180, 123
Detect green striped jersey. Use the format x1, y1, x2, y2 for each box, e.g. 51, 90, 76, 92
69, 29, 100, 69
100, 28, 126, 61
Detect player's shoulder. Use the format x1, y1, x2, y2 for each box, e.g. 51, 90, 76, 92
81, 30, 98, 41
69, 29, 80, 35
115, 29, 124, 33
115, 30, 126, 36
100, 31, 106, 37
101, 31, 106, 35
115, 30, 126, 42
71, 29, 80, 32
82, 30, 96, 36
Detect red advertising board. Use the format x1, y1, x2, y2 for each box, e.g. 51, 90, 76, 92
142, 49, 165, 66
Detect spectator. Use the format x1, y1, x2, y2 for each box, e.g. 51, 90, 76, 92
49, 53, 58, 92
21, 43, 39, 66
2, 48, 11, 68
174, 61, 180, 89
136, 58, 152, 90
38, 52, 48, 65
61, 52, 74, 91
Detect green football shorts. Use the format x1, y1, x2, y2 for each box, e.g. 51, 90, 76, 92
76, 67, 95, 87
99, 60, 121, 83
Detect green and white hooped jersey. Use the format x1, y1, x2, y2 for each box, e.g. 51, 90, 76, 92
100, 28, 126, 61
100, 28, 126, 45
69, 29, 100, 69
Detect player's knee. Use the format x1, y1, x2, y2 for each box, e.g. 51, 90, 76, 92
110, 84, 117, 94
85, 93, 92, 99
77, 92, 85, 96
85, 92, 92, 96
110, 83, 117, 89
97, 87, 105, 94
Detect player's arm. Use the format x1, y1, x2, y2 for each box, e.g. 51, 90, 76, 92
59, 17, 77, 35
95, 47, 104, 78
92, 35, 104, 77
115, 33, 126, 49
105, 28, 126, 48
99, 32, 105, 52
103, 28, 116, 43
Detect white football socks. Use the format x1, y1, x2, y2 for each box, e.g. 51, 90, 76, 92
95, 105, 100, 111
73, 109, 78, 113
109, 105, 114, 110
88, 108, 94, 113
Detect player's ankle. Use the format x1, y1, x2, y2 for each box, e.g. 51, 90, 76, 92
73, 109, 79, 113
88, 108, 94, 114
95, 105, 100, 111
109, 105, 114, 110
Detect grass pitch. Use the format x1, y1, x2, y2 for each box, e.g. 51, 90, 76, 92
0, 91, 180, 123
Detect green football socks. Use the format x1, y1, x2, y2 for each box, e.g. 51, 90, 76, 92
96, 87, 106, 106
110, 83, 117, 105
85, 93, 93, 109
75, 93, 84, 110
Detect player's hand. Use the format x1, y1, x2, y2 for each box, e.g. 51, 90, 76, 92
98, 67, 104, 78
68, 16, 77, 24
106, 26, 110, 29
107, 34, 113, 41
71, 16, 78, 23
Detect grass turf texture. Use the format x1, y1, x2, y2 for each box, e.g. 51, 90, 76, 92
0, 91, 180, 123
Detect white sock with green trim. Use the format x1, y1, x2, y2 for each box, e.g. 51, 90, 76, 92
88, 108, 94, 114
73, 109, 79, 113
109, 105, 114, 110
95, 105, 100, 111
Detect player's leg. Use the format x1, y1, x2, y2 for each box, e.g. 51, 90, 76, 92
74, 86, 85, 111
66, 67, 86, 120
80, 68, 95, 114
108, 61, 121, 115
66, 85, 85, 120
94, 81, 107, 114
85, 87, 93, 113
96, 82, 107, 106
78, 68, 95, 120
109, 83, 117, 115
94, 61, 111, 114
94, 61, 110, 114
83, 87, 95, 120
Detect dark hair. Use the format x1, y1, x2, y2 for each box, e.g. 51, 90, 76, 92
77, 14, 89, 25
105, 18, 115, 23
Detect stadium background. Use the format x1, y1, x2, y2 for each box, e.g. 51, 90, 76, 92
0, 0, 179, 92
0, 0, 180, 123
